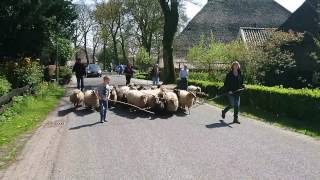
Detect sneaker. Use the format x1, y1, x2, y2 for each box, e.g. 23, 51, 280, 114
233, 119, 240, 124
104, 120, 107, 122
100, 120, 104, 123
221, 110, 226, 119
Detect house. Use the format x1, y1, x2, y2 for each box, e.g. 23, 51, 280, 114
173, 0, 318, 63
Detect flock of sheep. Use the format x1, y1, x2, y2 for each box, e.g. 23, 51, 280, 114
69, 84, 202, 115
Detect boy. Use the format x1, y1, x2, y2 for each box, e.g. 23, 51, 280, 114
98, 76, 111, 123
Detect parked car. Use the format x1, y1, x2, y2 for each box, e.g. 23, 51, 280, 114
86, 64, 102, 77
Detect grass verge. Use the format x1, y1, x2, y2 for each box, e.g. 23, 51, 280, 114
207, 100, 320, 138
0, 83, 65, 169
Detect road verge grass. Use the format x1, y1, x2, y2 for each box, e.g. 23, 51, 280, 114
0, 83, 65, 169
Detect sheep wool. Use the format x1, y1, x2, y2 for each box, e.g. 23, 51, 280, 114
126, 90, 148, 108
84, 90, 99, 108
140, 89, 162, 109
108, 88, 117, 106
69, 89, 84, 107
164, 92, 179, 112
187, 85, 201, 93
116, 86, 130, 101
177, 90, 196, 114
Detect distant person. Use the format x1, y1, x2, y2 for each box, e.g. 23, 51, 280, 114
221, 61, 245, 124
72, 58, 86, 91
98, 75, 111, 123
150, 64, 160, 85
118, 64, 123, 75
179, 65, 189, 90
124, 63, 134, 85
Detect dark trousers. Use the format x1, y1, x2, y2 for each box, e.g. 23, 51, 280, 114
99, 100, 108, 122
76, 76, 84, 91
223, 95, 240, 120
126, 75, 132, 85
180, 78, 188, 90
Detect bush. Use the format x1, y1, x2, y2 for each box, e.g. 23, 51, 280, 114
0, 76, 11, 96
58, 66, 72, 85
3, 58, 43, 90
189, 79, 320, 123
135, 72, 149, 80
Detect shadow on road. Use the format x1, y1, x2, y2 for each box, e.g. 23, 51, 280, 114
58, 107, 74, 117
69, 122, 101, 130
74, 108, 97, 117
110, 107, 153, 120
206, 120, 234, 129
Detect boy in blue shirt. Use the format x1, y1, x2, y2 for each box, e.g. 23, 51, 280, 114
98, 76, 111, 123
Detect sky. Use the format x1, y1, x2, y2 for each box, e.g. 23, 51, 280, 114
74, 0, 306, 20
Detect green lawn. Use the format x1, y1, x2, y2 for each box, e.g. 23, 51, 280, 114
0, 83, 65, 168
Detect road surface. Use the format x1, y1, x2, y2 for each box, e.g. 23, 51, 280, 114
1, 75, 319, 180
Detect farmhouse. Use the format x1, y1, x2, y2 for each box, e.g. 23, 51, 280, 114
173, 0, 318, 66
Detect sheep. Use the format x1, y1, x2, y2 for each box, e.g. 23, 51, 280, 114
163, 91, 179, 113
116, 86, 130, 102
187, 85, 201, 93
84, 90, 99, 109
108, 87, 117, 106
140, 89, 164, 111
126, 90, 148, 108
174, 89, 197, 114
69, 89, 84, 107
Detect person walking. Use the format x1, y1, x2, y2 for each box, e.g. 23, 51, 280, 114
72, 58, 86, 91
124, 63, 134, 85
150, 64, 160, 85
179, 65, 189, 90
98, 76, 111, 123
221, 61, 245, 124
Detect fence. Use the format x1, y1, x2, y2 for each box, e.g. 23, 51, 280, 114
0, 85, 30, 113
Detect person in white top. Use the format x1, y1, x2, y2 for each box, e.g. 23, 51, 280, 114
98, 76, 111, 123
179, 65, 189, 90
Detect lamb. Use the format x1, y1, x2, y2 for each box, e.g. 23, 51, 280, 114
163, 91, 179, 113
84, 90, 99, 109
69, 89, 84, 107
187, 85, 201, 93
175, 89, 197, 114
126, 90, 148, 108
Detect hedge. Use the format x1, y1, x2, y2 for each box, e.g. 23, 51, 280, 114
189, 80, 320, 123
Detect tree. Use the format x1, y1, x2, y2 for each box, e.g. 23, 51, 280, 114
0, 0, 77, 60
159, 0, 179, 83
135, 47, 152, 72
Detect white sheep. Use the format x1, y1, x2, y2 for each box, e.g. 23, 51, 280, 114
187, 85, 201, 93
164, 91, 179, 113
175, 90, 197, 114
108, 87, 117, 106
84, 90, 99, 109
116, 86, 130, 102
126, 90, 148, 108
69, 89, 84, 107
140, 89, 162, 109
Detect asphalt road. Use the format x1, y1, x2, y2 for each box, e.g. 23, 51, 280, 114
1, 75, 320, 180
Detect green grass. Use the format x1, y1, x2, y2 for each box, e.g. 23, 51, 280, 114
207, 100, 320, 138
0, 83, 64, 168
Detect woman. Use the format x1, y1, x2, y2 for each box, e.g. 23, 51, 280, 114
222, 61, 244, 124
124, 63, 134, 85
150, 64, 160, 85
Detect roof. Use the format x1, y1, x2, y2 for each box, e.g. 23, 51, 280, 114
174, 0, 292, 58
239, 27, 276, 49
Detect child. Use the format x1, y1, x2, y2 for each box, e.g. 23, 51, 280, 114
98, 75, 111, 123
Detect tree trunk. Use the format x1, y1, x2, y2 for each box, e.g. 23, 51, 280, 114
84, 32, 90, 64
120, 30, 127, 63
103, 42, 106, 70
159, 0, 179, 84
112, 34, 119, 65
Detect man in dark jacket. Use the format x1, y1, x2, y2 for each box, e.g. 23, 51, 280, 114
72, 58, 86, 91
124, 63, 134, 85
222, 61, 244, 124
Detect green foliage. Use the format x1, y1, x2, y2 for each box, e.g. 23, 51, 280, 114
135, 47, 153, 72
0, 76, 11, 96
3, 58, 43, 89
188, 71, 225, 82
0, 83, 64, 167
50, 37, 74, 66
189, 80, 320, 131
135, 72, 149, 80
58, 66, 72, 85
0, 0, 77, 59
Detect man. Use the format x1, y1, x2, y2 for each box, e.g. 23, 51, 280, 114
72, 58, 86, 91
124, 63, 134, 85
150, 64, 160, 85
179, 65, 189, 90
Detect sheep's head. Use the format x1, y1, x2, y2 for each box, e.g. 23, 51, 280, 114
140, 95, 148, 104
173, 89, 180, 97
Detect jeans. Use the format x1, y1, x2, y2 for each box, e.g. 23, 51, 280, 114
76, 76, 84, 91
152, 76, 160, 85
99, 100, 108, 122
223, 95, 240, 119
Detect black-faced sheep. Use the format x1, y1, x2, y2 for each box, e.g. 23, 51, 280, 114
84, 90, 99, 109
126, 90, 148, 108
69, 89, 84, 107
